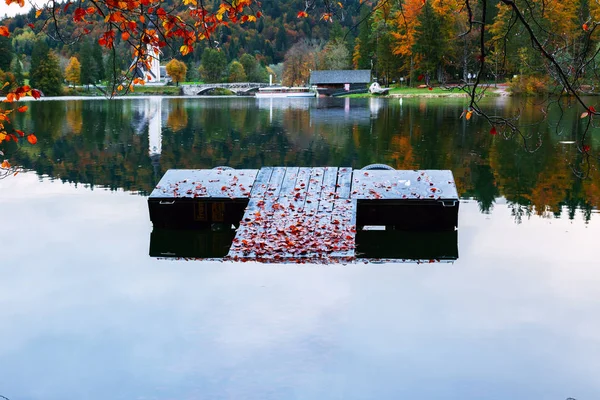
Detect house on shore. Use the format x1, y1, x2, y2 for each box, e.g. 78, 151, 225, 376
309, 70, 371, 96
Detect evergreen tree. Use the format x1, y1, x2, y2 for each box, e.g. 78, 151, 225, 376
413, 1, 446, 82
80, 40, 99, 87
30, 50, 63, 96
355, 6, 373, 70
12, 56, 24, 86
29, 39, 50, 90
0, 36, 13, 72
93, 41, 105, 81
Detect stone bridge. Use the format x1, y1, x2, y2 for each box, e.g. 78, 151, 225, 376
181, 82, 270, 95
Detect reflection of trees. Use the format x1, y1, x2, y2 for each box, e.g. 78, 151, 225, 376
165, 99, 188, 132
8, 97, 600, 221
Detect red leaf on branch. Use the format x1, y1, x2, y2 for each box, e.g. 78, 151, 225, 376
583, 23, 589, 31
297, 11, 308, 18
583, 145, 591, 152
27, 134, 37, 145
0, 26, 10, 37
589, 105, 596, 113
17, 105, 28, 112
490, 126, 497, 135
31, 89, 42, 99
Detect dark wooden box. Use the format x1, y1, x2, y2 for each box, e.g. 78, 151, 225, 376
148, 169, 257, 229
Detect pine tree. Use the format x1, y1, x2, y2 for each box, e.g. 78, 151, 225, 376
355, 6, 373, 70
412, 0, 445, 83
30, 50, 63, 96
12, 56, 24, 86
0, 36, 13, 72
80, 40, 99, 87
29, 39, 50, 90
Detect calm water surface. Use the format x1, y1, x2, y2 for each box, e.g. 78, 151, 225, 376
1, 97, 599, 399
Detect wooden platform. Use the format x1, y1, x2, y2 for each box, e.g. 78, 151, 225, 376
148, 167, 459, 263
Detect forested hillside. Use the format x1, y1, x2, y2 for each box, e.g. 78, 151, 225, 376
0, 0, 598, 89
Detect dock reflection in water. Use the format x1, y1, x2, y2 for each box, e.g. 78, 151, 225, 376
149, 227, 458, 262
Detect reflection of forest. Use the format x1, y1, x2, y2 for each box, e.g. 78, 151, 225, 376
10, 97, 600, 221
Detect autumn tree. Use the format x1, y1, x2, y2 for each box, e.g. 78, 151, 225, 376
228, 61, 247, 82
65, 57, 81, 87
166, 59, 187, 86
282, 41, 318, 86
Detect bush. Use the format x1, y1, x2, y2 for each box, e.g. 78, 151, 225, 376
508, 75, 550, 96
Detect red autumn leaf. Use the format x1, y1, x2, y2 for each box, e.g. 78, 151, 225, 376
27, 23, 35, 29
589, 105, 596, 113
121, 31, 130, 41
417, 74, 424, 81
31, 89, 42, 99
15, 130, 24, 137
490, 126, 498, 135
27, 134, 37, 145
17, 105, 28, 112
73, 7, 86, 21
583, 145, 591, 152
428, 86, 433, 91
297, 11, 308, 18
0, 26, 9, 37
583, 23, 589, 31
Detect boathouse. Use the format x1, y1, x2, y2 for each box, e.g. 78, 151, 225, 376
309, 70, 371, 96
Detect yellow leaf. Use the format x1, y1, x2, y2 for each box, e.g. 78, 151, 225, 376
35, 9, 42, 18
1, 159, 10, 169
117, 84, 123, 91
338, 2, 343, 8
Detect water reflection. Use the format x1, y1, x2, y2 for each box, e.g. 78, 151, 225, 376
8, 96, 599, 221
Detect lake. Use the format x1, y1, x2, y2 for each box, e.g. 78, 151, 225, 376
1, 96, 599, 399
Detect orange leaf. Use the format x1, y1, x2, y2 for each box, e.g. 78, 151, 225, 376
15, 129, 24, 137
35, 9, 42, 18
1, 160, 10, 169
27, 134, 37, 145
17, 105, 28, 112
0, 26, 9, 37
583, 23, 589, 31
121, 31, 130, 41
465, 111, 473, 120
297, 11, 308, 18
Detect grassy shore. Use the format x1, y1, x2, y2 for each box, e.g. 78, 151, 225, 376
343, 85, 503, 98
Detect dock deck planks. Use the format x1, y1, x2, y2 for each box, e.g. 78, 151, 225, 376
227, 166, 357, 261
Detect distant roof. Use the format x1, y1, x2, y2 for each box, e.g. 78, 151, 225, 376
310, 70, 371, 85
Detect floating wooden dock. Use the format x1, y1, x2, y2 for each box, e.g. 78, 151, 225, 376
148, 167, 459, 263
